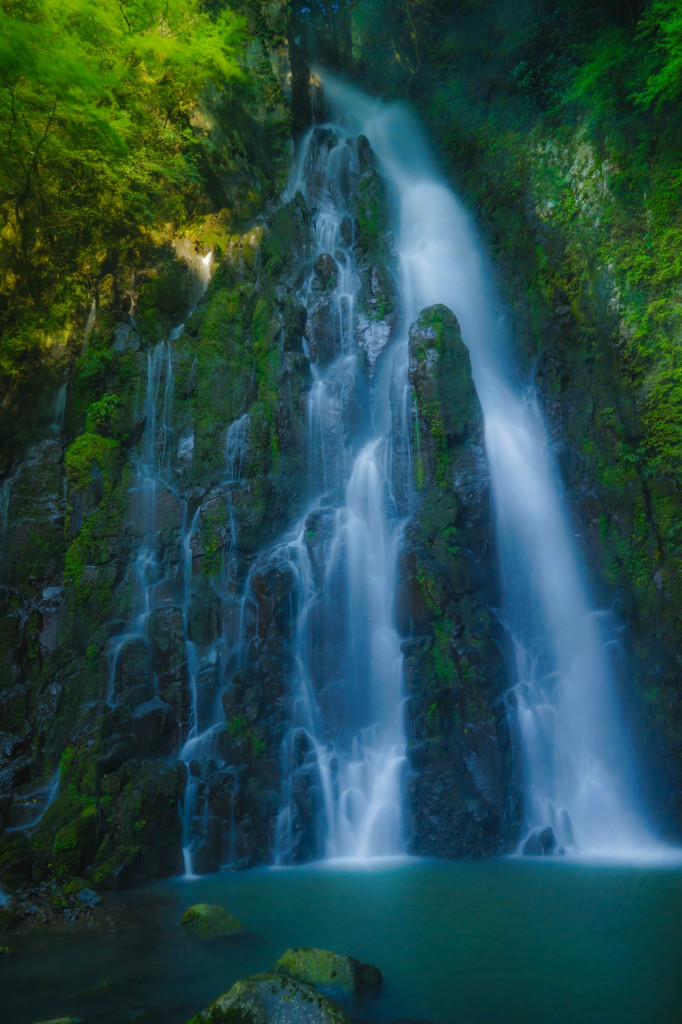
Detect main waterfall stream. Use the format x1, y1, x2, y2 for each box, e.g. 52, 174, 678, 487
316, 75, 657, 856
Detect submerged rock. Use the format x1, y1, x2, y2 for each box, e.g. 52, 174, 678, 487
189, 972, 352, 1024
180, 903, 244, 939
273, 947, 382, 996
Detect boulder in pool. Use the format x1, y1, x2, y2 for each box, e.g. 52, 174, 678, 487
30, 1019, 84, 1024
188, 971, 352, 1023
273, 947, 382, 995
180, 903, 243, 939
522, 827, 558, 856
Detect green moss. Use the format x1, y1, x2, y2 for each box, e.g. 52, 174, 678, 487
0, 831, 34, 888
65, 433, 120, 492
355, 168, 391, 261
228, 715, 248, 739
92, 845, 141, 889
85, 392, 121, 436
272, 947, 381, 995
52, 805, 99, 881
180, 903, 244, 939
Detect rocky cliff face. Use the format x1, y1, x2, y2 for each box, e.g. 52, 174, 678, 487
468, 128, 682, 838
0, 86, 517, 895
7, 1, 680, 901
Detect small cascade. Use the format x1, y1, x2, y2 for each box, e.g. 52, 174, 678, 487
83, 298, 97, 344
319, 74, 656, 857
225, 414, 250, 484
101, 254, 217, 874
4, 768, 61, 832
106, 341, 177, 708
48, 383, 67, 437
178, 413, 250, 874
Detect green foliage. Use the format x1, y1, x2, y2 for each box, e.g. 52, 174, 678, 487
0, 0, 245, 293
0, 0, 249, 441
228, 715, 248, 739
636, 0, 682, 109
85, 393, 120, 436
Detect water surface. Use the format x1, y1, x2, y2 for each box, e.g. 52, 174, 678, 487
3, 859, 682, 1024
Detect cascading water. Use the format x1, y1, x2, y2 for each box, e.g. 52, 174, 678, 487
318, 74, 657, 857
102, 252, 219, 875
180, 412, 250, 874
272, 123, 408, 862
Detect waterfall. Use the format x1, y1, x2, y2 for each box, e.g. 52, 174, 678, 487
319, 74, 657, 856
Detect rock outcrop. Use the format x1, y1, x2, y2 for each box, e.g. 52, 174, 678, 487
399, 305, 518, 856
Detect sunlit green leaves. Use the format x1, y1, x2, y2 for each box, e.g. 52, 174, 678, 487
635, 0, 682, 108
0, 0, 245, 312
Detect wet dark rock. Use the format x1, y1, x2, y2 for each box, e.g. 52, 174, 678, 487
0, 829, 34, 888
522, 826, 558, 856
114, 638, 153, 701
355, 263, 398, 372
131, 697, 179, 756
313, 252, 339, 288
306, 291, 342, 367
246, 561, 298, 650
96, 760, 184, 885
304, 508, 337, 588
207, 770, 238, 819
400, 304, 517, 858
149, 607, 191, 741
303, 127, 339, 205
77, 887, 101, 907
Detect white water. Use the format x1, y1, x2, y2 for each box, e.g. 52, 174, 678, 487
319, 74, 657, 856
274, 122, 407, 862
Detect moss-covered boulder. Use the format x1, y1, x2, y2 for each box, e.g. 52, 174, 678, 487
408, 303, 480, 488
273, 948, 382, 996
180, 903, 244, 940
52, 806, 99, 881
29, 1019, 83, 1024
0, 830, 34, 889
188, 972, 352, 1024
399, 301, 518, 857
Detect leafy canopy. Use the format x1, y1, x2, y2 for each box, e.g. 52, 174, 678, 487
0, 0, 245, 312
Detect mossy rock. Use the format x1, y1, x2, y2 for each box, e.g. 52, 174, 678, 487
273, 947, 382, 996
52, 806, 99, 881
180, 903, 244, 940
92, 844, 141, 889
0, 829, 34, 888
63, 877, 91, 896
0, 907, 21, 932
29, 1019, 84, 1024
189, 971, 352, 1024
